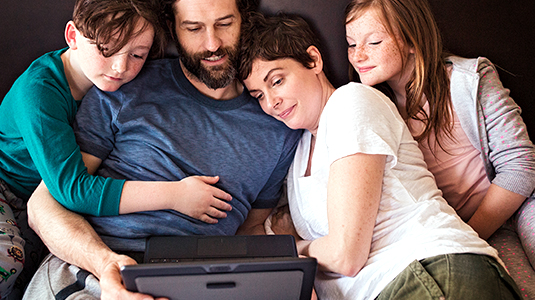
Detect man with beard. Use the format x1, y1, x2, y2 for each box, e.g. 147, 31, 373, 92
22, 0, 302, 299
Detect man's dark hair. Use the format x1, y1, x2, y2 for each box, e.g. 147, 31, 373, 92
162, 0, 259, 34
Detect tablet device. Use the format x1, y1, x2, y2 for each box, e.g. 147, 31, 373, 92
121, 256, 317, 300
144, 235, 299, 263
120, 235, 317, 300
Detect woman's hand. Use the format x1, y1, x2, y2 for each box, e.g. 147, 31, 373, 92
271, 205, 301, 240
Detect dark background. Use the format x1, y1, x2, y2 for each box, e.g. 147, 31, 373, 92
1, 0, 533, 133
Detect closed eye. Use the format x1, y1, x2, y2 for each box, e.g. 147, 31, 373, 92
251, 92, 264, 101
370, 41, 382, 45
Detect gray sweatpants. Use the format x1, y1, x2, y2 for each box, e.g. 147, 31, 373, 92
22, 254, 101, 300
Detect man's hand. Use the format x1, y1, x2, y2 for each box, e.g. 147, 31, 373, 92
99, 254, 168, 300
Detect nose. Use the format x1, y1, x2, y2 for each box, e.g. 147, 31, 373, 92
266, 93, 281, 110
204, 28, 222, 53
348, 45, 368, 63
111, 54, 128, 74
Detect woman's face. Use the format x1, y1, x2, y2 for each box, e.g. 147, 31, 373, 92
346, 9, 411, 88
243, 55, 325, 134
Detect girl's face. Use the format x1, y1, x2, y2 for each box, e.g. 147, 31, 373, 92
243, 49, 325, 134
346, 9, 412, 88
74, 18, 154, 93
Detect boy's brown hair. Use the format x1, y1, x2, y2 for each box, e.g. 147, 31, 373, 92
72, 0, 167, 58
238, 12, 320, 81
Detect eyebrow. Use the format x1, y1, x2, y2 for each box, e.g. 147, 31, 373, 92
263, 67, 283, 82
133, 45, 151, 50
247, 67, 283, 94
181, 14, 236, 26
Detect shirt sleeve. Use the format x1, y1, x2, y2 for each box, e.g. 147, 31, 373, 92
477, 57, 535, 197
324, 83, 405, 169
252, 129, 303, 209
15, 81, 123, 216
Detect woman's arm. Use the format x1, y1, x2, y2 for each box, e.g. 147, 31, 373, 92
236, 208, 272, 235
299, 153, 385, 277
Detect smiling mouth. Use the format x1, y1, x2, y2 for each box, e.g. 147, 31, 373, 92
279, 105, 295, 119
358, 66, 375, 73
105, 75, 122, 81
204, 55, 225, 62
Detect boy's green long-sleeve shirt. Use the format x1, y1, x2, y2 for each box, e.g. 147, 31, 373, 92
0, 48, 124, 216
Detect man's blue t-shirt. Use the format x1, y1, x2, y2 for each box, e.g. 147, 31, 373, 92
75, 57, 302, 251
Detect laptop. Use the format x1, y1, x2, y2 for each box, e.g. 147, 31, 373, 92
120, 235, 317, 300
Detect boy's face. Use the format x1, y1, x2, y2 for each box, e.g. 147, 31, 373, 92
75, 18, 155, 92
172, 0, 241, 89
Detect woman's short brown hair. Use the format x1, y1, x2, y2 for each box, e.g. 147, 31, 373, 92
72, 0, 167, 58
238, 12, 320, 81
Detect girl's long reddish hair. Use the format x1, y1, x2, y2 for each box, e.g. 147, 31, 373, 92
346, 0, 454, 150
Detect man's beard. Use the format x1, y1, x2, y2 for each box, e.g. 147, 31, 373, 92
177, 43, 239, 90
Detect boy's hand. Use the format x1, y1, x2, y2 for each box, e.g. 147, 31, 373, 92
175, 176, 232, 224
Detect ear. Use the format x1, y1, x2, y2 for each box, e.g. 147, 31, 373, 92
306, 45, 324, 74
64, 21, 79, 50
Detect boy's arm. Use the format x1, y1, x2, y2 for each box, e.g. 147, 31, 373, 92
81, 152, 102, 175
81, 151, 232, 223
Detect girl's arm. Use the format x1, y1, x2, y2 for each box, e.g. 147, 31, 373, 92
298, 153, 385, 277
468, 184, 526, 239
470, 58, 535, 237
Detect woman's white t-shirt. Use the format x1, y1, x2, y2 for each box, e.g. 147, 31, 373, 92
287, 83, 501, 300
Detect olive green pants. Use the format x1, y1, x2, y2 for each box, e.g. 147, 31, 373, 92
377, 254, 521, 300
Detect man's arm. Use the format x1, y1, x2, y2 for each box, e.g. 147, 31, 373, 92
27, 181, 112, 277
235, 208, 272, 235
27, 182, 164, 300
